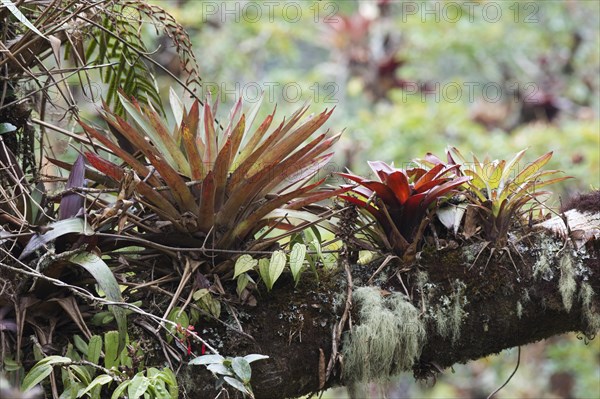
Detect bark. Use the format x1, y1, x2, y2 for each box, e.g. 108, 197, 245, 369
180, 211, 600, 399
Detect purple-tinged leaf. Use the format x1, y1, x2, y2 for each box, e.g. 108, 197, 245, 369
338, 174, 400, 208
59, 154, 86, 220
368, 160, 395, 181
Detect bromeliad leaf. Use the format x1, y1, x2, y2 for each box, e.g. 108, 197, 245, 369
447, 147, 571, 246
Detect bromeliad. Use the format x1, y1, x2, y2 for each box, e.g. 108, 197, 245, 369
338, 160, 470, 256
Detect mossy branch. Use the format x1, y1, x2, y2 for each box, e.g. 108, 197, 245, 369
179, 209, 600, 399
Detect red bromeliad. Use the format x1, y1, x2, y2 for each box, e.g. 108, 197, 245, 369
338, 160, 470, 255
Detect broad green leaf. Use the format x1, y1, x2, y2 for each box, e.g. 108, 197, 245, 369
104, 331, 120, 370
111, 380, 130, 399
86, 336, 102, 365
195, 291, 221, 319
258, 258, 271, 291
60, 381, 82, 399
289, 243, 307, 285
22, 356, 71, 391
267, 250, 286, 290
188, 354, 224, 365
236, 273, 251, 297
69, 364, 91, 385
73, 335, 88, 355
146, 379, 170, 399
1, 0, 47, 38
233, 255, 258, 279
76, 373, 112, 398
243, 354, 269, 363
128, 373, 150, 399
231, 357, 252, 383
20, 218, 94, 259
223, 376, 251, 396
166, 307, 189, 343
155, 367, 178, 398
70, 253, 127, 355
191, 290, 209, 301
207, 363, 233, 376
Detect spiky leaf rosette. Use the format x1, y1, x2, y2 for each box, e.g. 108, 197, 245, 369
80, 92, 345, 253
442, 147, 571, 244
338, 160, 470, 254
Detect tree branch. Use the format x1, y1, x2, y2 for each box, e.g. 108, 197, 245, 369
179, 210, 600, 399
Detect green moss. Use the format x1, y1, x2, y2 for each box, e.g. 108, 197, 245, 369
558, 255, 577, 312
579, 282, 600, 335
341, 287, 426, 383
516, 301, 523, 319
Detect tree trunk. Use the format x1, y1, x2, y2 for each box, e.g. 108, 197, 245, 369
180, 210, 600, 399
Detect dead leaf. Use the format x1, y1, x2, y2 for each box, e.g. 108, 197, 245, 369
463, 205, 479, 239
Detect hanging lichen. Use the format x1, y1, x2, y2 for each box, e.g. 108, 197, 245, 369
579, 282, 600, 335
559, 254, 577, 312
431, 280, 468, 344
341, 287, 426, 383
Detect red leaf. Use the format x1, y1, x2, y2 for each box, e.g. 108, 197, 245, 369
385, 171, 411, 205
414, 164, 444, 190
85, 152, 124, 181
